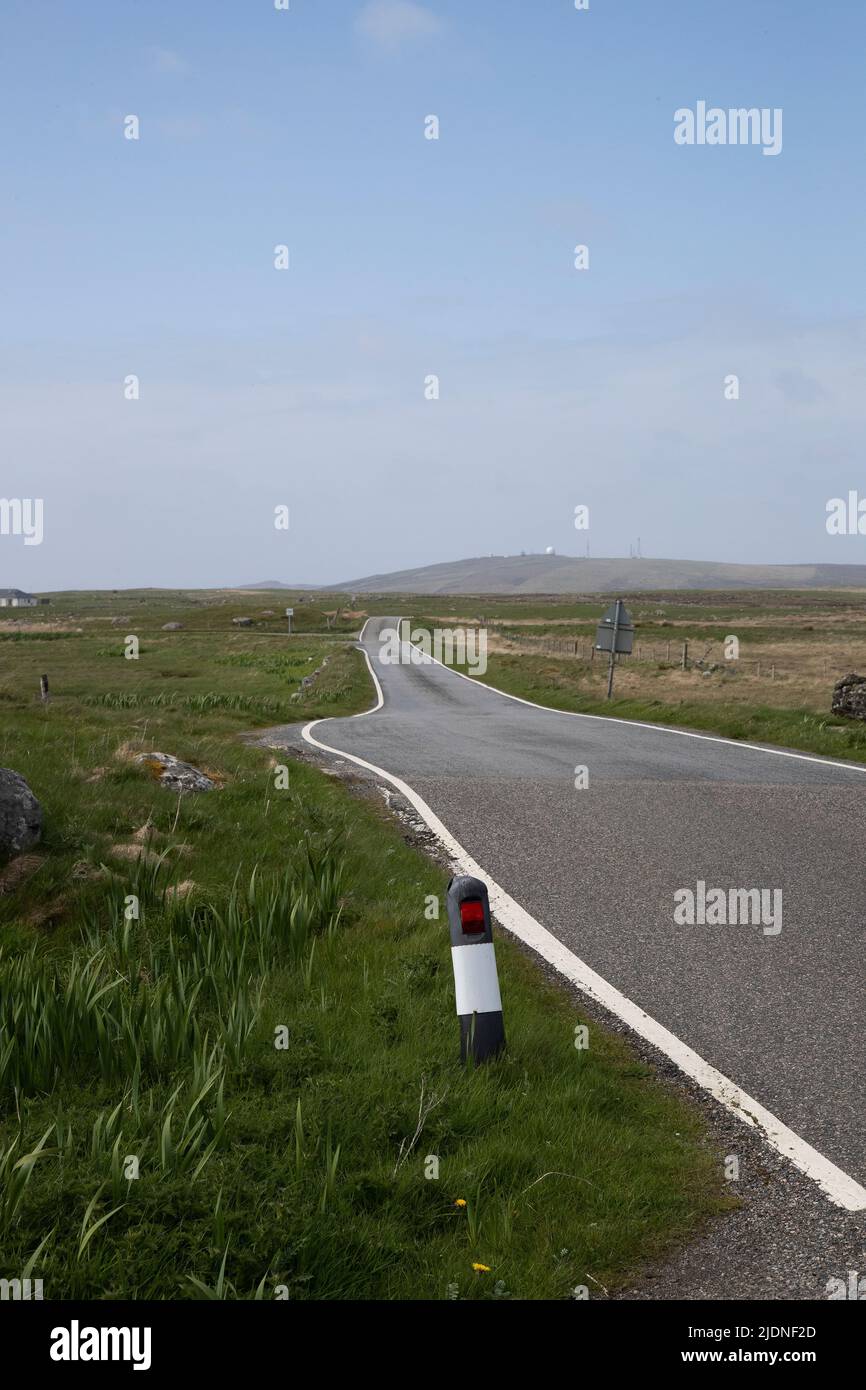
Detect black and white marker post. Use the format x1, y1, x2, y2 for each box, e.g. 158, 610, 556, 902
446, 875, 505, 1063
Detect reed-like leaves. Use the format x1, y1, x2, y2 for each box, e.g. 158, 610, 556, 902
0, 844, 347, 1109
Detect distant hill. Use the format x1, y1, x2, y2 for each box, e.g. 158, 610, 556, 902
237, 580, 321, 591
335, 554, 866, 595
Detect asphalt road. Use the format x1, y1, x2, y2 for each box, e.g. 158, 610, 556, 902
299, 618, 866, 1198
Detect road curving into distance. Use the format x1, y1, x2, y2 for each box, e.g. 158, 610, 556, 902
300, 617, 866, 1211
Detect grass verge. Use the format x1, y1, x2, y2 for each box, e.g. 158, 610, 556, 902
0, 596, 729, 1299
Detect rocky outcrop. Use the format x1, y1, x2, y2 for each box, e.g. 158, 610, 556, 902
0, 768, 43, 857
831, 673, 866, 720
162, 622, 183, 631
135, 752, 218, 793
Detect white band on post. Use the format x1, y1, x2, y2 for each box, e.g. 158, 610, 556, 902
450, 943, 502, 1016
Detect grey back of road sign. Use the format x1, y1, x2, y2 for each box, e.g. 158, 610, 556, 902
595, 601, 634, 654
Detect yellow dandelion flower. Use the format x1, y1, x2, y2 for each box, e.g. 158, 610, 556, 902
472, 1262, 491, 1273
454, 1199, 467, 1208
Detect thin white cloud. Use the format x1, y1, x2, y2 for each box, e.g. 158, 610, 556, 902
150, 47, 188, 75
356, 1, 441, 52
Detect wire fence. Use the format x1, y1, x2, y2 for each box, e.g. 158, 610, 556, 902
495, 631, 856, 681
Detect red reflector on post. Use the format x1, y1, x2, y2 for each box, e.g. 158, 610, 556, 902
459, 899, 485, 933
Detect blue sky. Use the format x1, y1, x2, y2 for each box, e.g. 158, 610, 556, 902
2, 0, 865, 588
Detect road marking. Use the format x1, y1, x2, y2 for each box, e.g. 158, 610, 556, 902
391, 622, 866, 777
301, 624, 866, 1211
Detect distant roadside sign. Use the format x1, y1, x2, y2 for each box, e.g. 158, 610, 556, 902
595, 601, 634, 654
596, 599, 634, 700
285, 608, 294, 616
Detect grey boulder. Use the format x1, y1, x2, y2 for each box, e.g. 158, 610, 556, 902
135, 752, 217, 793
831, 673, 866, 720
0, 768, 43, 857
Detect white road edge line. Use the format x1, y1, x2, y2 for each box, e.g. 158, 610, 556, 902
299, 620, 866, 1211
402, 622, 866, 776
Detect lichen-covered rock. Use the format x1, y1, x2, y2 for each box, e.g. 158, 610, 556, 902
0, 768, 43, 857
135, 752, 217, 793
831, 673, 866, 720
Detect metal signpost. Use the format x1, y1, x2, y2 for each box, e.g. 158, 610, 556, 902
285, 607, 294, 635
595, 599, 634, 699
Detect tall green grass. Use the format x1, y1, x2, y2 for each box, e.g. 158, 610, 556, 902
83, 691, 289, 714
0, 841, 345, 1103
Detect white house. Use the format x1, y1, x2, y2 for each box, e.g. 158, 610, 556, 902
0, 589, 39, 608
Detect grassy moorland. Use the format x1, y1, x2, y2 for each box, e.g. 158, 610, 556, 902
0, 590, 728, 1300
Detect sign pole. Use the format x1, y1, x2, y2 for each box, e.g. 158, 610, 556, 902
606, 598, 622, 700
594, 599, 634, 692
